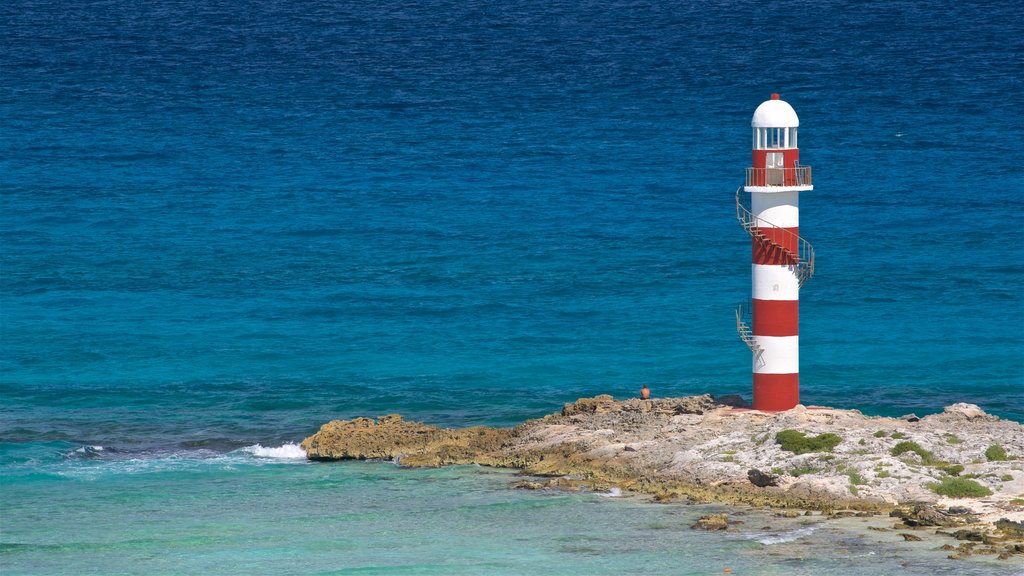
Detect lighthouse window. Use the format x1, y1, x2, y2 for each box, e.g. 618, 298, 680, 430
754, 127, 794, 149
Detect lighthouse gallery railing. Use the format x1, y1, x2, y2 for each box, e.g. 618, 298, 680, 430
745, 166, 812, 187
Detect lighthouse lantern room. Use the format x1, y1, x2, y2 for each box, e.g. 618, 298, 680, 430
735, 94, 814, 412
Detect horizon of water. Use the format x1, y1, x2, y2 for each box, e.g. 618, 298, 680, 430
2, 0, 1023, 574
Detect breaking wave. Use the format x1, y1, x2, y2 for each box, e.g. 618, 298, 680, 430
241, 443, 307, 459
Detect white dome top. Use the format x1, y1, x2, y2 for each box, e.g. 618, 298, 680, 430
751, 94, 799, 128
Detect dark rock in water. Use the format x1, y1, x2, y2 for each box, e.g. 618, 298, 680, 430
952, 529, 986, 542
995, 518, 1024, 539
511, 480, 544, 490
947, 506, 973, 515
714, 394, 749, 408
892, 504, 959, 527
901, 533, 923, 541
691, 513, 729, 531
747, 468, 779, 487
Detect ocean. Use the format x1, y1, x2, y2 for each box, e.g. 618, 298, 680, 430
2, 0, 1022, 573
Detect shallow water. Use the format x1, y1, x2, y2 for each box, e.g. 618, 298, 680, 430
4, 454, 1018, 576
2, 0, 1023, 572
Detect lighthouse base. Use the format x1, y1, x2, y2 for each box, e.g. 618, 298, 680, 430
753, 373, 799, 411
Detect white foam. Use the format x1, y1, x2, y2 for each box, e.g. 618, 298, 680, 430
75, 445, 104, 453
600, 487, 623, 497
243, 443, 307, 459
755, 525, 820, 545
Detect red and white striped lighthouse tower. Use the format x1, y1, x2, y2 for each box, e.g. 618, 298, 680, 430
736, 94, 814, 411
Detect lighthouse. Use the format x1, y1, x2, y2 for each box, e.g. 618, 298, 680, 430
735, 94, 814, 411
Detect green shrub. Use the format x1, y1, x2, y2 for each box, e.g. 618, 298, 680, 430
775, 430, 842, 455
986, 445, 1010, 462
873, 430, 887, 438
926, 477, 992, 498
1001, 474, 1013, 482
891, 441, 938, 465
935, 463, 964, 476
847, 471, 867, 485
890, 432, 907, 440
944, 434, 962, 444
876, 470, 891, 479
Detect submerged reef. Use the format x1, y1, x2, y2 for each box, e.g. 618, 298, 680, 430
303, 395, 1024, 559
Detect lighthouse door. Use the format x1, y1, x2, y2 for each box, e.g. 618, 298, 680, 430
766, 153, 784, 186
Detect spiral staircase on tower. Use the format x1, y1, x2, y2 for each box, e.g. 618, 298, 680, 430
734, 187, 815, 365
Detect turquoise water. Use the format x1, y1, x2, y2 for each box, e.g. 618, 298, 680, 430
4, 454, 1015, 575
2, 0, 1023, 573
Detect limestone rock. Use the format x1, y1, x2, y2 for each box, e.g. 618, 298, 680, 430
671, 394, 716, 415
942, 403, 988, 420
562, 395, 618, 416
300, 415, 510, 465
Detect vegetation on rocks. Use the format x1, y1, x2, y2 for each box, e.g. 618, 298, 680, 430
986, 444, 1010, 461
891, 440, 938, 465
926, 477, 993, 498
775, 429, 842, 454
935, 463, 964, 476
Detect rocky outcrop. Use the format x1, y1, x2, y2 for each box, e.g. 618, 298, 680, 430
302, 395, 1024, 554
301, 414, 511, 467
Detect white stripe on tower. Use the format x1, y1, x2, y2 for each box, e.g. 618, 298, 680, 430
751, 191, 799, 228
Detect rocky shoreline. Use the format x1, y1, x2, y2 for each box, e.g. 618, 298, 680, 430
302, 395, 1024, 560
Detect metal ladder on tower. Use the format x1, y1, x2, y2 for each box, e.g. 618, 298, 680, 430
734, 186, 815, 362
735, 300, 765, 367
734, 187, 815, 287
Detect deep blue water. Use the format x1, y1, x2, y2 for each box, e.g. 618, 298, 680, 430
2, 0, 1023, 573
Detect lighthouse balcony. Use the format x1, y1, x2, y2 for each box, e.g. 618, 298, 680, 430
744, 166, 813, 193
